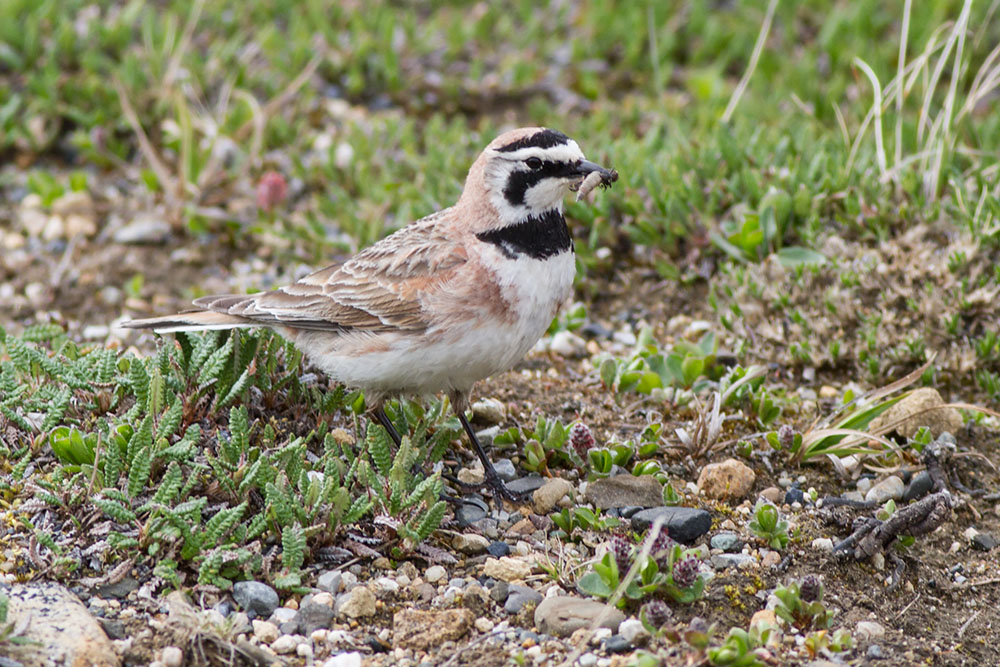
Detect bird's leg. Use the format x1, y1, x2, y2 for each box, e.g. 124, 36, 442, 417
448, 404, 529, 506
371, 404, 403, 448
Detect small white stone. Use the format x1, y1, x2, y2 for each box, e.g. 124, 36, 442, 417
963, 527, 979, 541
297, 643, 314, 658
269, 607, 297, 624
811, 537, 834, 553
326, 630, 352, 646
591, 627, 613, 644
311, 629, 328, 643
855, 621, 885, 642
550, 330, 586, 357
324, 652, 362, 667
373, 576, 400, 595
526, 645, 542, 658
475, 617, 495, 632
579, 654, 598, 667
424, 565, 447, 583
252, 620, 279, 644
618, 618, 649, 645
341, 571, 358, 590
270, 634, 298, 654
161, 646, 183, 667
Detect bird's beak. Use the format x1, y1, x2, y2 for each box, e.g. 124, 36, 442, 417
574, 159, 616, 181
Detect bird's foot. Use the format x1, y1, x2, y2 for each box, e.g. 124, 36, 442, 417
444, 470, 530, 507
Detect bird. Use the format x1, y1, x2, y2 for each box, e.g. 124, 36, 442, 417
123, 127, 617, 503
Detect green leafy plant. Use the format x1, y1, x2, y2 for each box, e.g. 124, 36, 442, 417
550, 507, 620, 538
748, 503, 789, 549
772, 576, 833, 631
577, 533, 706, 606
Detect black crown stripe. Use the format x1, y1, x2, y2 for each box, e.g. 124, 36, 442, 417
496, 129, 570, 153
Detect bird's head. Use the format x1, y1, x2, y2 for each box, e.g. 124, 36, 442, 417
462, 127, 615, 225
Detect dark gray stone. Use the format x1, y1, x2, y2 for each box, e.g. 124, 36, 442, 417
487, 541, 511, 558
233, 581, 280, 617
95, 576, 139, 599
490, 581, 510, 604
98, 618, 126, 640
506, 476, 548, 495
279, 621, 299, 635
494, 458, 517, 482
630, 507, 712, 543
456, 497, 489, 526
585, 475, 663, 509
972, 533, 999, 552
504, 585, 542, 614
604, 635, 632, 653
710, 532, 743, 553
902, 471, 934, 502
297, 599, 335, 634
784, 488, 805, 505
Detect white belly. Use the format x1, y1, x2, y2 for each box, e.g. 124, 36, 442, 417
297, 250, 576, 397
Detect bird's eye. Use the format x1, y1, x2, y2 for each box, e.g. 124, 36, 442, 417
525, 157, 543, 170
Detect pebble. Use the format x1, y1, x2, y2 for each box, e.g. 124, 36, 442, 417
269, 607, 297, 624
534, 597, 625, 637
297, 599, 335, 634
710, 532, 743, 553
579, 654, 598, 667
113, 214, 171, 244
475, 617, 495, 632
697, 458, 756, 500
618, 618, 649, 646
453, 534, 490, 554
323, 653, 362, 667
533, 478, 573, 514
233, 581, 279, 617
494, 458, 517, 482
759, 487, 783, 504
487, 541, 511, 558
506, 476, 548, 495
603, 635, 632, 653
760, 550, 781, 568
456, 499, 489, 526
472, 398, 506, 424
372, 576, 400, 596
334, 587, 376, 619
425, 565, 447, 584
811, 537, 834, 553
504, 585, 542, 614
297, 643, 314, 659
253, 620, 279, 644
483, 557, 532, 582
711, 553, 756, 570
855, 621, 885, 642
902, 471, 934, 502
856, 477, 873, 495
585, 475, 664, 509
550, 330, 587, 357
161, 646, 183, 667
865, 476, 904, 504
867, 644, 887, 660
629, 506, 712, 543
784, 487, 805, 505
972, 533, 999, 551
271, 635, 299, 654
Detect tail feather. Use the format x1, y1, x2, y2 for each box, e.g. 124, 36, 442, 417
121, 310, 256, 334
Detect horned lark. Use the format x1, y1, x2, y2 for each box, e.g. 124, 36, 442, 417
123, 127, 617, 502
